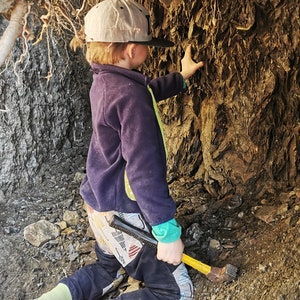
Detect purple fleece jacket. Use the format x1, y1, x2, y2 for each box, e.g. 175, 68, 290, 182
80, 64, 184, 226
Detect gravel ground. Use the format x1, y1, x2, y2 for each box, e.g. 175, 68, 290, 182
0, 154, 299, 300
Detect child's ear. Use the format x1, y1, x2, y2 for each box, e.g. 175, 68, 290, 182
126, 44, 136, 59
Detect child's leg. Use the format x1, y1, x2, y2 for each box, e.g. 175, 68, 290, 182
119, 245, 193, 300
35, 242, 123, 300
60, 242, 123, 299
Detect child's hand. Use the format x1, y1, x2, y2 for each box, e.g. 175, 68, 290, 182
180, 45, 205, 80
157, 239, 184, 265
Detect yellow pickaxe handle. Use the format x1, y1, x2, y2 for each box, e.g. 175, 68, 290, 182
182, 253, 211, 275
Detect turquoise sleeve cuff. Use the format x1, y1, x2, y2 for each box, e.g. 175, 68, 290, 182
179, 72, 187, 90
152, 218, 182, 243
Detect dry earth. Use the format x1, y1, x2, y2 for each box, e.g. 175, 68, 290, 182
0, 153, 299, 300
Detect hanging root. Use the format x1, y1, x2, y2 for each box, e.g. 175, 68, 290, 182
13, 1, 32, 82
0, 0, 28, 68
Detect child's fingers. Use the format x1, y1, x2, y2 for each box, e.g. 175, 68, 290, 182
197, 61, 205, 68
185, 44, 192, 56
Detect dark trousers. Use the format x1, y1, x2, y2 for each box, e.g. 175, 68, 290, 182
60, 243, 187, 300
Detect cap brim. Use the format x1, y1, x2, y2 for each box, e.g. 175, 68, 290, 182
129, 37, 174, 48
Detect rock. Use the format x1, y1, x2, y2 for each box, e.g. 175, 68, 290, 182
224, 217, 234, 229
238, 212, 244, 218
76, 240, 95, 254
74, 172, 85, 184
24, 220, 60, 247
86, 225, 95, 239
209, 239, 221, 250
227, 194, 243, 209
68, 244, 79, 262
0, 190, 5, 204
258, 264, 267, 272
184, 223, 203, 246
119, 276, 140, 295
221, 240, 237, 249
63, 210, 80, 226
3, 226, 20, 234
279, 191, 291, 203
61, 227, 75, 235
252, 204, 288, 223
289, 212, 300, 227
55, 220, 67, 230
207, 238, 221, 261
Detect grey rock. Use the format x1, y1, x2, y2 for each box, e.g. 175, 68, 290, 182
24, 220, 60, 247
63, 210, 80, 226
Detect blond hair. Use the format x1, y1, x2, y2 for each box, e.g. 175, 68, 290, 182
70, 27, 127, 65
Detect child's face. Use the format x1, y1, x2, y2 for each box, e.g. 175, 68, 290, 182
131, 44, 149, 68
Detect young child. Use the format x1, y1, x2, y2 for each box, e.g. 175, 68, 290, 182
37, 0, 204, 299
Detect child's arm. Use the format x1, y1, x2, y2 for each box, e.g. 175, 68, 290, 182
149, 45, 204, 101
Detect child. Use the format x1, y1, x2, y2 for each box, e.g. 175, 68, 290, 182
37, 0, 204, 299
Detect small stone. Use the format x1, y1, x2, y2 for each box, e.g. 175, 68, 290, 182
279, 192, 291, 203
209, 239, 221, 250
261, 199, 268, 205
63, 210, 80, 226
122, 276, 140, 294
68, 244, 79, 261
3, 226, 20, 234
74, 172, 85, 184
289, 214, 300, 227
85, 225, 95, 239
0, 189, 5, 204
61, 227, 75, 235
69, 252, 79, 262
227, 195, 243, 209
185, 223, 203, 246
76, 240, 95, 254
224, 217, 234, 229
6, 217, 15, 225
258, 264, 267, 272
238, 212, 244, 218
24, 220, 60, 247
222, 241, 236, 249
55, 221, 67, 230
253, 204, 288, 223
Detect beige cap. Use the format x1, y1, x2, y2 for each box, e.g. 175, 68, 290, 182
84, 0, 174, 47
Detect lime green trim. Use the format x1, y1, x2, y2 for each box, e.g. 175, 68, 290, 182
147, 85, 168, 157
124, 171, 136, 200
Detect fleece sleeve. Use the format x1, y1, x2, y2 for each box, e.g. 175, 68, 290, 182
149, 72, 185, 101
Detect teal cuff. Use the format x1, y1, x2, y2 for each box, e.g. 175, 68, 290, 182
152, 218, 182, 243
180, 73, 187, 91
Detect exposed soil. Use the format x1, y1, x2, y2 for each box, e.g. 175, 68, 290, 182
0, 152, 299, 300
